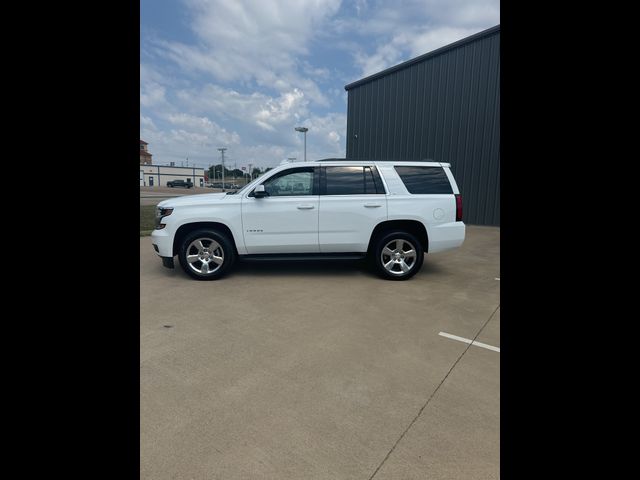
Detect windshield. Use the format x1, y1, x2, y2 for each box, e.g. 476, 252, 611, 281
231, 175, 263, 196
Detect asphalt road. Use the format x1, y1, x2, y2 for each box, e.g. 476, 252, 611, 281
140, 226, 500, 479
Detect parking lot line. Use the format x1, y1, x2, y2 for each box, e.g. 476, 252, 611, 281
438, 332, 500, 353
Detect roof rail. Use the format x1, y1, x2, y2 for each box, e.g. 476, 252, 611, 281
313, 158, 450, 164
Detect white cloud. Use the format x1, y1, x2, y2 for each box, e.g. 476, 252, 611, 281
354, 0, 368, 16
140, 82, 166, 108
176, 84, 310, 134
407, 26, 483, 58
355, 37, 406, 77
292, 111, 347, 160
165, 113, 241, 144
339, 0, 500, 78
254, 89, 307, 131
185, 0, 341, 62
140, 115, 156, 130
140, 109, 243, 167
140, 76, 345, 168
140, 0, 498, 169
152, 0, 342, 106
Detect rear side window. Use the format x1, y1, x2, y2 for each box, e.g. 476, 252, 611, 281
323, 166, 384, 195
394, 166, 453, 194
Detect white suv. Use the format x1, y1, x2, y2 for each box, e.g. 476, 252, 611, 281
151, 160, 465, 280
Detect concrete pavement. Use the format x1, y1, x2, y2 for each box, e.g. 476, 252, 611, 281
140, 226, 500, 479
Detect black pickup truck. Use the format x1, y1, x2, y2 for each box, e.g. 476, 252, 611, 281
167, 179, 193, 188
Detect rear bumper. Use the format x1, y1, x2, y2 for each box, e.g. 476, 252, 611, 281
428, 222, 466, 253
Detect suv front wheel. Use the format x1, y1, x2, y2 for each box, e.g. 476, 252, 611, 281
178, 229, 235, 280
372, 231, 424, 280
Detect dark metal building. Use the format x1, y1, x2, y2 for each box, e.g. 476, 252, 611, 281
345, 25, 500, 226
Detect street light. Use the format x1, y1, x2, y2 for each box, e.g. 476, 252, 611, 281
295, 127, 308, 162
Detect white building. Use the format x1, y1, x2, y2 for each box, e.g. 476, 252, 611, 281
140, 164, 206, 187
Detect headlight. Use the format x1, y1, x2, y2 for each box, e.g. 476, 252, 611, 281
155, 207, 174, 229
156, 207, 174, 218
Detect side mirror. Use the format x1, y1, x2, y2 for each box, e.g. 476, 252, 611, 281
253, 184, 268, 198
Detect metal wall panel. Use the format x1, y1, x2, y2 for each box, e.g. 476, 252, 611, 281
345, 26, 500, 226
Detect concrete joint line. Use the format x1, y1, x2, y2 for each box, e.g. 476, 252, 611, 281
367, 304, 501, 480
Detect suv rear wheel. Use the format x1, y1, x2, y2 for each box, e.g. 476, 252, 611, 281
372, 231, 424, 280
178, 229, 235, 280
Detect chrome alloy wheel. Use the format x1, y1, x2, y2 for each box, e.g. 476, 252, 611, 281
380, 239, 417, 276
185, 238, 224, 275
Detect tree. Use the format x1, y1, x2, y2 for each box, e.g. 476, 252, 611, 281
208, 164, 236, 180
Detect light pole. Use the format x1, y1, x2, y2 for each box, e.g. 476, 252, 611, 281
295, 127, 308, 162
218, 147, 227, 191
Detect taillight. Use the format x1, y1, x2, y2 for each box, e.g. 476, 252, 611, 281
455, 194, 463, 221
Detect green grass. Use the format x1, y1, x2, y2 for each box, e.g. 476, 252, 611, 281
140, 205, 156, 236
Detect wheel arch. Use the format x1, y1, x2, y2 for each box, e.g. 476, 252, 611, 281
173, 222, 239, 257
367, 220, 429, 254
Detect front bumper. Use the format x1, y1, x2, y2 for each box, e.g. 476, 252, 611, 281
151, 230, 176, 269
151, 228, 174, 257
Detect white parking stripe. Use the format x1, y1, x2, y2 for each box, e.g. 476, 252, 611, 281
438, 332, 500, 353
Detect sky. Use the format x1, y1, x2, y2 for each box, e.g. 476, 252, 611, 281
140, 0, 499, 171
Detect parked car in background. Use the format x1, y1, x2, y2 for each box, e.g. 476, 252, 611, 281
152, 160, 465, 281
167, 179, 193, 188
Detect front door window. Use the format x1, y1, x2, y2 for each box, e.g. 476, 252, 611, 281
262, 168, 314, 196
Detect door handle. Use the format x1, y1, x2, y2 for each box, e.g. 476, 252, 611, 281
297, 204, 315, 209
364, 203, 382, 208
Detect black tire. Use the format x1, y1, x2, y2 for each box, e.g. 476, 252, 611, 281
372, 231, 424, 280
178, 229, 236, 280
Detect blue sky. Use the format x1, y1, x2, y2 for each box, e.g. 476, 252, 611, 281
141, 0, 499, 170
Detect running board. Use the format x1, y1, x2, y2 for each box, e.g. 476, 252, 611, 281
240, 253, 366, 262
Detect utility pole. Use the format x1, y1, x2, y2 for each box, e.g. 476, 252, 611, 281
248, 163, 253, 182
218, 148, 227, 191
